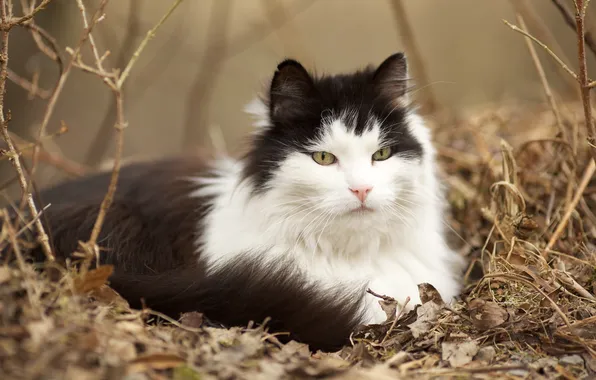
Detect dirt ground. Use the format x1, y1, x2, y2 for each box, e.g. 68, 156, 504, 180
1, 103, 595, 380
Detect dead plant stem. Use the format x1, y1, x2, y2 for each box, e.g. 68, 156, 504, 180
503, 19, 578, 82
574, 0, 596, 159
0, 0, 53, 260
544, 159, 595, 255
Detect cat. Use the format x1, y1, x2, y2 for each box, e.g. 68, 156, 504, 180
13, 52, 464, 351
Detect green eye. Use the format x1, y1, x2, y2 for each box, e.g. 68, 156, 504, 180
312, 151, 336, 165
372, 147, 392, 161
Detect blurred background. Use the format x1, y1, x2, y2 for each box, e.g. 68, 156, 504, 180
4, 0, 596, 196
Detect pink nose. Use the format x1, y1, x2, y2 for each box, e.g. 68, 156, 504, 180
349, 186, 372, 203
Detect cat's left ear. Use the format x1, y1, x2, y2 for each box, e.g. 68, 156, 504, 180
269, 59, 317, 120
372, 52, 410, 105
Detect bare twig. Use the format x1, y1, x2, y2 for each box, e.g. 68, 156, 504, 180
509, 0, 578, 96
551, 0, 596, 58
389, 0, 438, 114
25, 0, 109, 216
117, 0, 184, 88
7, 67, 50, 99
503, 19, 579, 82
573, 0, 596, 159
0, 0, 53, 260
84, 0, 140, 166
19, 19, 63, 73
3, 0, 53, 28
72, 0, 185, 260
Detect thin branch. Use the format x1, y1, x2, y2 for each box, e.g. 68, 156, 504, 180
117, 0, 184, 88
84, 0, 141, 166
574, 0, 596, 159
389, 0, 439, 114
552, 0, 596, 57
3, 0, 52, 28
7, 67, 50, 99
509, 0, 578, 96
80, 0, 185, 256
26, 0, 109, 210
502, 19, 579, 81
19, 13, 63, 72
0, 0, 53, 260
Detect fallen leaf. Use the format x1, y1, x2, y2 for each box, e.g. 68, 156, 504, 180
475, 346, 496, 364
418, 283, 444, 305
468, 299, 508, 330
379, 298, 397, 322
127, 353, 185, 374
74, 265, 114, 294
407, 301, 442, 338
442, 340, 479, 367
90, 284, 129, 309
180, 312, 203, 329
347, 342, 375, 366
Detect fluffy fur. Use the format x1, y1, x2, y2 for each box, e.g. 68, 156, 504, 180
199, 53, 463, 323
10, 53, 463, 351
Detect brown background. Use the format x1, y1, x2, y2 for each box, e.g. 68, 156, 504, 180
4, 0, 596, 192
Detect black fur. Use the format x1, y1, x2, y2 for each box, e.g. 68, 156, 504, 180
243, 53, 423, 193
8, 155, 366, 351
109, 257, 366, 351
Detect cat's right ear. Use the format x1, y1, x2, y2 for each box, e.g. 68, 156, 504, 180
269, 59, 316, 120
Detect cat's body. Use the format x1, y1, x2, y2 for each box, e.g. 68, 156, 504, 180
17, 53, 463, 351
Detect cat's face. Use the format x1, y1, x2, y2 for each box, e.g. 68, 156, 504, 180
243, 53, 428, 225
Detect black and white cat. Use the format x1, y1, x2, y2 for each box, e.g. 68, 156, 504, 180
23, 53, 463, 351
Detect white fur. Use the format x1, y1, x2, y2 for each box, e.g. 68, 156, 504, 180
193, 102, 463, 324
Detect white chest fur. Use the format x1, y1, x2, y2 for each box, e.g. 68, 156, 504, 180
192, 140, 463, 325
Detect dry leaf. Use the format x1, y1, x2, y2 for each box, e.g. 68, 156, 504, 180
180, 312, 203, 329
74, 265, 114, 294
90, 284, 129, 308
407, 300, 442, 338
379, 298, 397, 322
418, 283, 445, 305
442, 340, 479, 367
127, 353, 185, 374
475, 346, 496, 364
468, 299, 508, 330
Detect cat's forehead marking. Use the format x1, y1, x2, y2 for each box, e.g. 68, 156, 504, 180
313, 114, 381, 156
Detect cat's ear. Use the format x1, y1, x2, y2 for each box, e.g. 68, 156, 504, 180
372, 52, 410, 106
269, 59, 316, 119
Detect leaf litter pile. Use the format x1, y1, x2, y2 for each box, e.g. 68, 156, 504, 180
1, 103, 596, 379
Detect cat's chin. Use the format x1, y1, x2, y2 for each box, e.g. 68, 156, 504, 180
348, 205, 374, 214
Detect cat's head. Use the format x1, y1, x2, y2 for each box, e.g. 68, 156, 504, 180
242, 53, 434, 226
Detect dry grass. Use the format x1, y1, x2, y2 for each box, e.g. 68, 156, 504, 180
2, 1, 596, 379
2, 102, 596, 379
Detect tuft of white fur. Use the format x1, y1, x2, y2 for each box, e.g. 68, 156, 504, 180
192, 109, 463, 324
244, 97, 270, 129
